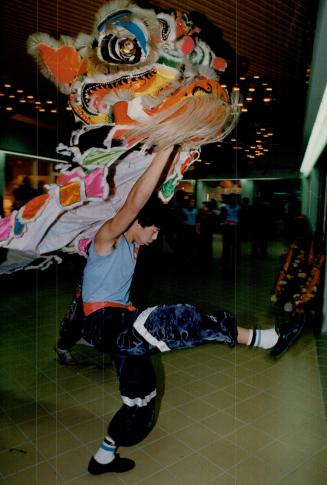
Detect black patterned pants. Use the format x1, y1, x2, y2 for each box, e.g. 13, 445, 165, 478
81, 304, 237, 447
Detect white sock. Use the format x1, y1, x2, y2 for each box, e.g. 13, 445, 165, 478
248, 328, 279, 349
94, 436, 116, 464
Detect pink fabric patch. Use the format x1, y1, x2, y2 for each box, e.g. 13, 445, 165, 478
78, 238, 92, 255
0, 216, 13, 241
57, 167, 85, 185
85, 168, 105, 198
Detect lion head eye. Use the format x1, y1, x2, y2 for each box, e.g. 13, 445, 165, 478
98, 34, 142, 64
119, 38, 137, 57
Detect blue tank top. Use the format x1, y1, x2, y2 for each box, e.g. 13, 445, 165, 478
82, 236, 139, 305
225, 204, 241, 224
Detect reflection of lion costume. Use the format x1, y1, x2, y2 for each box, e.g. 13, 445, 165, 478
0, 0, 239, 273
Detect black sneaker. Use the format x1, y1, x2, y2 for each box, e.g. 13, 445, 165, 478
270, 311, 306, 359
88, 455, 135, 475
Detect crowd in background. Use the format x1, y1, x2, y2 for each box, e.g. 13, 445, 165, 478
154, 190, 309, 268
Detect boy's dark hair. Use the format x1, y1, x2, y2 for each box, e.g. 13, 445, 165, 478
137, 196, 165, 228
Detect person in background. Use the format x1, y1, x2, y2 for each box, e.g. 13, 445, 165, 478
220, 194, 241, 266
250, 196, 272, 259
197, 200, 218, 267
12, 176, 37, 211
239, 197, 252, 242
179, 195, 199, 264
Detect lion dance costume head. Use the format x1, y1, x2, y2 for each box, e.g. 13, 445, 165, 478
0, 0, 240, 272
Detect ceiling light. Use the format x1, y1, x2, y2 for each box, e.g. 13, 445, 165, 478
3, 149, 62, 164
300, 82, 327, 177
263, 98, 272, 102
4, 84, 11, 88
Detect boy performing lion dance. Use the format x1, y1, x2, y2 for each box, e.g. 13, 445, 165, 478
67, 144, 304, 475
0, 0, 305, 474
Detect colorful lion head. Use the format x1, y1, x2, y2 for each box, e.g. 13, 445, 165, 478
28, 0, 239, 155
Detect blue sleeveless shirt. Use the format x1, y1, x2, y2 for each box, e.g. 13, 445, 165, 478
82, 236, 139, 305
225, 204, 241, 224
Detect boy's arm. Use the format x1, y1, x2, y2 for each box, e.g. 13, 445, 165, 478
95, 146, 178, 252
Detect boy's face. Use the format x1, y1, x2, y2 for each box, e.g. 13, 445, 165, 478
135, 223, 160, 245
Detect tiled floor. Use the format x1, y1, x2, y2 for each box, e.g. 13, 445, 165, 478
316, 334, 327, 418
1, 236, 327, 484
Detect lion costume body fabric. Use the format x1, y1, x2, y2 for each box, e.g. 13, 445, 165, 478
0, 0, 239, 273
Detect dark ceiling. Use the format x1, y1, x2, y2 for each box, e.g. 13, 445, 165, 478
0, 0, 319, 178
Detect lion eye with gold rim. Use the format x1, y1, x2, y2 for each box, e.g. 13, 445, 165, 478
119, 38, 137, 57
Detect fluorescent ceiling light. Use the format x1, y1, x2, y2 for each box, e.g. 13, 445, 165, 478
0, 150, 62, 164
300, 82, 327, 177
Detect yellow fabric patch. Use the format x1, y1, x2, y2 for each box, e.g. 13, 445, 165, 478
59, 181, 81, 206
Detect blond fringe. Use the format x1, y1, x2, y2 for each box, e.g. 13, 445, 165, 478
123, 96, 240, 150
